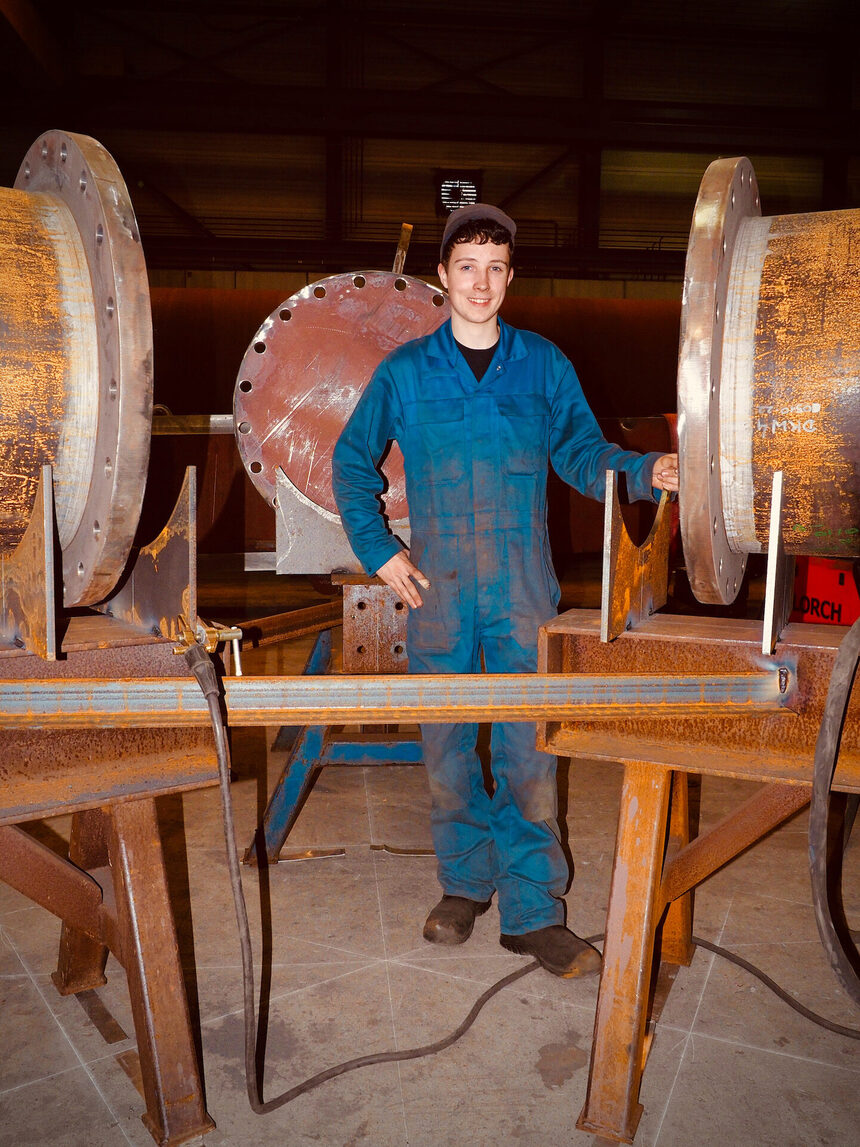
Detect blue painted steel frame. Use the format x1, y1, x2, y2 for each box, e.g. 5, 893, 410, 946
246, 630, 425, 864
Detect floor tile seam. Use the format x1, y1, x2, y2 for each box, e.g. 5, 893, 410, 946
250, 933, 386, 960
386, 956, 531, 991
0, 1060, 93, 1099
0, 904, 40, 919
706, 937, 838, 951
651, 896, 735, 1145
365, 771, 411, 1145
385, 955, 599, 1014
2, 930, 138, 1146
191, 959, 375, 971
197, 959, 383, 1028
685, 1028, 860, 1072
717, 890, 825, 909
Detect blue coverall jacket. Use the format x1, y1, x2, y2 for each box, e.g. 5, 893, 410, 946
332, 317, 659, 934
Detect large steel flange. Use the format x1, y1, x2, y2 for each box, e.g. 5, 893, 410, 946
4, 130, 152, 607
678, 157, 760, 605
679, 156, 860, 605
234, 271, 449, 520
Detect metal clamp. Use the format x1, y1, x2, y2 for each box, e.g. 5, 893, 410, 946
173, 615, 244, 675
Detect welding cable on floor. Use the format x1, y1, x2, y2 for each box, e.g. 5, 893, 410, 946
184, 641, 540, 1114
184, 644, 860, 1118
808, 615, 860, 1007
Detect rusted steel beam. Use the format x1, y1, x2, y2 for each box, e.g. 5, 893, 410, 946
0, 669, 789, 729
659, 781, 811, 908
239, 599, 342, 647
539, 611, 860, 790
0, 824, 103, 941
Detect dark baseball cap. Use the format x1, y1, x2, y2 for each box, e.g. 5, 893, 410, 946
440, 203, 516, 262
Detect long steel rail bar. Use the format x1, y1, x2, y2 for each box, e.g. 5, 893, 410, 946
0, 669, 790, 728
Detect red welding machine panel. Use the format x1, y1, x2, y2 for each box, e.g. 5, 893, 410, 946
233, 272, 449, 518
791, 557, 860, 626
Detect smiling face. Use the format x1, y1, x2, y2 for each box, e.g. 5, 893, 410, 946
437, 240, 514, 348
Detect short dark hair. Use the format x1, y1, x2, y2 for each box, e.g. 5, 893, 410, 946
440, 218, 514, 267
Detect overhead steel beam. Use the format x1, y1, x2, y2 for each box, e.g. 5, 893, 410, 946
4, 82, 858, 156
0, 0, 64, 82
138, 237, 686, 278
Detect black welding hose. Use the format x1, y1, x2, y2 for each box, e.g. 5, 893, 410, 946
183, 643, 263, 1112
808, 616, 860, 1007
184, 641, 542, 1114
185, 643, 860, 1119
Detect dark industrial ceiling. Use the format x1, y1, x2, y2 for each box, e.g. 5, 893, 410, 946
1, 0, 857, 279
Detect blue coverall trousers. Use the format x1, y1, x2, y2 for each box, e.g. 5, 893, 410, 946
407, 526, 569, 935
332, 317, 658, 937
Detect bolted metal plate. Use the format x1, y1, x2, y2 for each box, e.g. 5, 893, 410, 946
678, 157, 759, 605
233, 271, 448, 519
13, 131, 153, 608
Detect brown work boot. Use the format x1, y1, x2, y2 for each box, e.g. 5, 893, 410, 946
500, 925, 602, 977
423, 895, 492, 945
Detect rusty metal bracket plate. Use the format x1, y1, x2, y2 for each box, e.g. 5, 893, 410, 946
96, 466, 197, 642
336, 576, 409, 673
0, 465, 57, 659
601, 472, 671, 642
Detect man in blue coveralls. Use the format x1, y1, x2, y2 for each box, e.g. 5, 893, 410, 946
332, 205, 679, 977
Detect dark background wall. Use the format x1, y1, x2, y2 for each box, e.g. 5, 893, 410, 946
2, 1, 855, 560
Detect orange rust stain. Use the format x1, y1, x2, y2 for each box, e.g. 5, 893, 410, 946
753, 210, 860, 556
0, 188, 66, 553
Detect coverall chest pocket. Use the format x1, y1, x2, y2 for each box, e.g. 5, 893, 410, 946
411, 399, 466, 484
495, 394, 549, 475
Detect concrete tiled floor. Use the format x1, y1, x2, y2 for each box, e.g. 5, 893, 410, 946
2, 614, 860, 1145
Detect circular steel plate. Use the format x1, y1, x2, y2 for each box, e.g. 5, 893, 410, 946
14, 130, 152, 607
234, 271, 449, 519
677, 157, 760, 605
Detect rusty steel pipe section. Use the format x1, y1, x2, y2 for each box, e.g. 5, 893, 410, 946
0, 130, 152, 606
678, 157, 860, 604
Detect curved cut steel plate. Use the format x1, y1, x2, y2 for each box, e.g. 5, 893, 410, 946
233, 272, 449, 518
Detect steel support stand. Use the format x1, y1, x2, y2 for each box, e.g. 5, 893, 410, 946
578, 761, 673, 1142
1, 799, 215, 1147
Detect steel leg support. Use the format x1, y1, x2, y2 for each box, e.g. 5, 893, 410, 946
247, 723, 329, 864
107, 797, 215, 1146
578, 761, 673, 1142
53, 808, 110, 994
660, 771, 695, 966
246, 629, 332, 864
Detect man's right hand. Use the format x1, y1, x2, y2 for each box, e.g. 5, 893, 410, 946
376, 551, 430, 609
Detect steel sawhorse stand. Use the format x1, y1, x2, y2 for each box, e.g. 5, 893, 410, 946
538, 609, 859, 1142
0, 628, 219, 1147
246, 576, 424, 865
